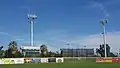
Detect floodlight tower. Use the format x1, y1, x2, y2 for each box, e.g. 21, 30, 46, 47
28, 13, 37, 46
100, 19, 107, 58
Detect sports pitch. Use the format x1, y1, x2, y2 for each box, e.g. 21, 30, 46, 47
0, 60, 120, 68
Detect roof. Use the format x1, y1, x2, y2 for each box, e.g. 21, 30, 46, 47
21, 46, 40, 50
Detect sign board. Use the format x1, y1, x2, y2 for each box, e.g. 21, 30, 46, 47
104, 58, 112, 62
96, 58, 113, 63
10, 58, 24, 64
104, 59, 112, 62
1, 58, 11, 64
0, 59, 4, 64
48, 58, 56, 62
24, 58, 32, 63
0, 57, 66, 64
40, 58, 48, 63
112, 58, 120, 62
96, 58, 104, 62
56, 58, 64, 63
10, 58, 15, 64
32, 58, 41, 63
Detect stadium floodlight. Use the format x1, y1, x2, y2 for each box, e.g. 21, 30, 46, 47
28, 13, 37, 46
100, 19, 107, 58
28, 14, 37, 19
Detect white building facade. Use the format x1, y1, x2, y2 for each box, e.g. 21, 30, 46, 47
21, 46, 41, 57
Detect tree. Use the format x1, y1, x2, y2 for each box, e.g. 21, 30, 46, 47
0, 46, 4, 57
96, 44, 113, 57
60, 49, 63, 57
47, 51, 56, 57
0, 46, 3, 51
4, 49, 11, 58
8, 41, 18, 57
40, 44, 48, 57
14, 51, 24, 57
109, 52, 117, 57
4, 41, 23, 58
96, 48, 100, 56
0, 46, 5, 58
55, 51, 61, 57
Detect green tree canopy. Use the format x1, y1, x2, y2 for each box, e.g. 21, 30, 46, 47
96, 44, 114, 57
40, 44, 48, 57
4, 41, 23, 58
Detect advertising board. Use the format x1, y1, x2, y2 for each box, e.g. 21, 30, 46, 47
48, 58, 56, 62
24, 58, 33, 63
104, 58, 112, 62
96, 58, 104, 62
56, 58, 64, 63
10, 58, 15, 64
32, 58, 41, 63
41, 58, 48, 63
1, 58, 11, 64
112, 58, 120, 63
0, 59, 4, 64
10, 58, 24, 64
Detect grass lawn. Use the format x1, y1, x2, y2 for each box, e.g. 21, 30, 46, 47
0, 60, 120, 68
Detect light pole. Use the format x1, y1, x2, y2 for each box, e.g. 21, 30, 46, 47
28, 13, 37, 46
118, 49, 120, 56
100, 19, 107, 57
84, 46, 86, 60
66, 43, 70, 57
77, 45, 79, 57
84, 46, 86, 56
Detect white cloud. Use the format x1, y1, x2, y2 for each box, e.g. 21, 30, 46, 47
84, 1, 109, 19
0, 32, 9, 35
10, 30, 120, 53
35, 31, 120, 53
0, 31, 24, 41
47, 45, 59, 52
70, 31, 120, 52
33, 31, 120, 53
15, 38, 24, 41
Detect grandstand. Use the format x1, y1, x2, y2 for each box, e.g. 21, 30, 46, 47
21, 46, 41, 57
60, 48, 94, 57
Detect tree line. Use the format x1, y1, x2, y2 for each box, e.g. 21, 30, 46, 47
96, 44, 117, 57
0, 41, 61, 58
0, 41, 118, 58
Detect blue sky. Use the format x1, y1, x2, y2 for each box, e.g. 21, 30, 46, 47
0, 0, 120, 52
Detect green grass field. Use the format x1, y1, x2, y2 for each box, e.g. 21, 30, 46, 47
0, 60, 120, 68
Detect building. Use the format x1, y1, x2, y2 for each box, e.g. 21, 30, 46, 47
60, 48, 94, 57
21, 46, 41, 57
